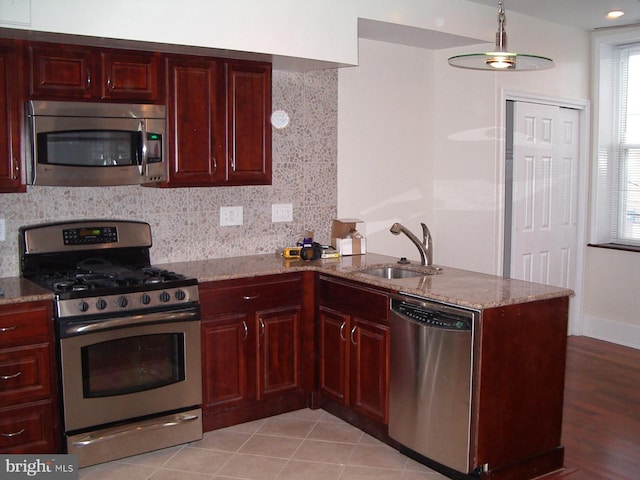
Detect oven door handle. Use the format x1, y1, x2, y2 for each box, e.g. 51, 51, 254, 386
63, 308, 199, 336
71, 412, 200, 447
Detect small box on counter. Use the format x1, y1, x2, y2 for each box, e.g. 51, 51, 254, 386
331, 218, 366, 255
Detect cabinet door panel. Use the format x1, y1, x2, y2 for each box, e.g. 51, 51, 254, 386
202, 314, 250, 409
350, 317, 389, 423
318, 306, 349, 404
28, 44, 94, 98
257, 307, 301, 399
226, 61, 271, 185
101, 51, 159, 101
0, 42, 23, 193
0, 400, 56, 453
0, 302, 51, 347
166, 56, 225, 185
0, 343, 51, 406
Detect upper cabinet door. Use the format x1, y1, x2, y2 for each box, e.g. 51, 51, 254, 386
226, 61, 272, 186
164, 55, 226, 186
28, 43, 95, 99
27, 43, 161, 102
100, 51, 160, 101
0, 41, 24, 193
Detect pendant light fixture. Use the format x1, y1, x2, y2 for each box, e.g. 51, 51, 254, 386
448, 1, 553, 71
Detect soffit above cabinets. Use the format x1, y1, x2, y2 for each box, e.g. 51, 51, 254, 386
358, 18, 485, 50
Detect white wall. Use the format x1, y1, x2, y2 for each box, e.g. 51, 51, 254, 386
339, 13, 590, 273
337, 39, 434, 261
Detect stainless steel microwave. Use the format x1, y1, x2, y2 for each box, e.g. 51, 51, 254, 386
26, 100, 167, 186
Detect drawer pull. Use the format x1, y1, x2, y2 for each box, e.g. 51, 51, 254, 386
1, 371, 22, 380
0, 325, 17, 333
243, 295, 259, 301
1, 428, 26, 438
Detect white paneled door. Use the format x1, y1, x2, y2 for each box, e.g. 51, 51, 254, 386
510, 102, 579, 289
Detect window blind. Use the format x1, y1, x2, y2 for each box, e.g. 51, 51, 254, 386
613, 44, 640, 245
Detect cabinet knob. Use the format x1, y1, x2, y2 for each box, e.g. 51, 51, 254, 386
339, 322, 347, 341
0, 325, 17, 332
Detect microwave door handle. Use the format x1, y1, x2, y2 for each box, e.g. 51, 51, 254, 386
139, 120, 148, 176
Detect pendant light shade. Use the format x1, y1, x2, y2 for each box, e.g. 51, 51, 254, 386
448, 1, 553, 71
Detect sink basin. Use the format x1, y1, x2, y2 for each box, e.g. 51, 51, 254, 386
358, 266, 430, 279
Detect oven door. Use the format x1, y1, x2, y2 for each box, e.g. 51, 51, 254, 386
59, 309, 201, 433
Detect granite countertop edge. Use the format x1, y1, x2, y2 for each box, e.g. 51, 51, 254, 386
0, 252, 574, 310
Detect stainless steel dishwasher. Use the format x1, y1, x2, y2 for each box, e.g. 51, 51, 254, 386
388, 293, 478, 474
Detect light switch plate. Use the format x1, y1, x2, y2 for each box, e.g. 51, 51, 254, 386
0, 218, 5, 242
220, 206, 243, 226
272, 204, 293, 223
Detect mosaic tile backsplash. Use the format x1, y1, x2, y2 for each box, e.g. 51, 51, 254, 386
0, 69, 338, 277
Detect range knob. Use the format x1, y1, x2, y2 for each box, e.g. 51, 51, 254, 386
96, 298, 107, 310
141, 293, 151, 305
78, 300, 90, 312
175, 289, 186, 301
159, 291, 171, 303
117, 296, 128, 308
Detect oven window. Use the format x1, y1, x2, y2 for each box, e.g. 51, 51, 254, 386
37, 130, 141, 167
81, 333, 185, 397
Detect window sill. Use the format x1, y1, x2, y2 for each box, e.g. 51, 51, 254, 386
588, 243, 640, 253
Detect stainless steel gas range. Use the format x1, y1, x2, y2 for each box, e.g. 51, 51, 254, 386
19, 220, 202, 468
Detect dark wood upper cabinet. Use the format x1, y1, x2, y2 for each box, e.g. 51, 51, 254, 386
226, 61, 272, 185
26, 42, 161, 102
163, 55, 226, 186
0, 40, 24, 193
100, 50, 160, 101
160, 56, 272, 187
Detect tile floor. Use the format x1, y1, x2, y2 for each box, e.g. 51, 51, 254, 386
78, 408, 448, 480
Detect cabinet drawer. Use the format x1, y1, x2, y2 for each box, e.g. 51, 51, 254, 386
0, 343, 52, 406
0, 400, 56, 453
200, 275, 303, 316
318, 276, 388, 322
0, 303, 51, 347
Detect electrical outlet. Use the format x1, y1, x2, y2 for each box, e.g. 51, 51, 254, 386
0, 218, 4, 241
272, 203, 293, 223
220, 206, 243, 226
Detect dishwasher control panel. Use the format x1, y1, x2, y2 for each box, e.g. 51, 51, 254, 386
391, 295, 476, 331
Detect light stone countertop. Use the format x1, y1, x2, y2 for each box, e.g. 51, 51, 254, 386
0, 277, 53, 305
158, 252, 573, 311
0, 253, 573, 310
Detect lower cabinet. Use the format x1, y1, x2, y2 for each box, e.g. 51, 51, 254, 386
0, 300, 58, 453
200, 273, 312, 431
316, 275, 389, 428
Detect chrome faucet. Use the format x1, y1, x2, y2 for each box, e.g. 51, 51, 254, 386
390, 222, 433, 266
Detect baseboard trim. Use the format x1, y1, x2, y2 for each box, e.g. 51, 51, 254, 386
582, 315, 640, 350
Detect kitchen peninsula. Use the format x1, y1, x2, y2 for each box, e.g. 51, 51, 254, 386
0, 252, 572, 480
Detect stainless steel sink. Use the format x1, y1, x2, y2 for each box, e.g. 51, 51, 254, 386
357, 266, 436, 279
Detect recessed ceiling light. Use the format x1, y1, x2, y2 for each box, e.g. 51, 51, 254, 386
606, 10, 625, 20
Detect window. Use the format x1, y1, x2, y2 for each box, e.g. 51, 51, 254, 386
592, 29, 640, 249
614, 45, 640, 244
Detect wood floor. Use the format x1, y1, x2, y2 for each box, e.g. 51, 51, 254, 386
542, 336, 640, 480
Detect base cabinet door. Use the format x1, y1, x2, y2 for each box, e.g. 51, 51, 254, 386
318, 307, 349, 404
201, 313, 250, 411
257, 306, 302, 399
349, 317, 389, 423
317, 275, 389, 426
200, 274, 308, 431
